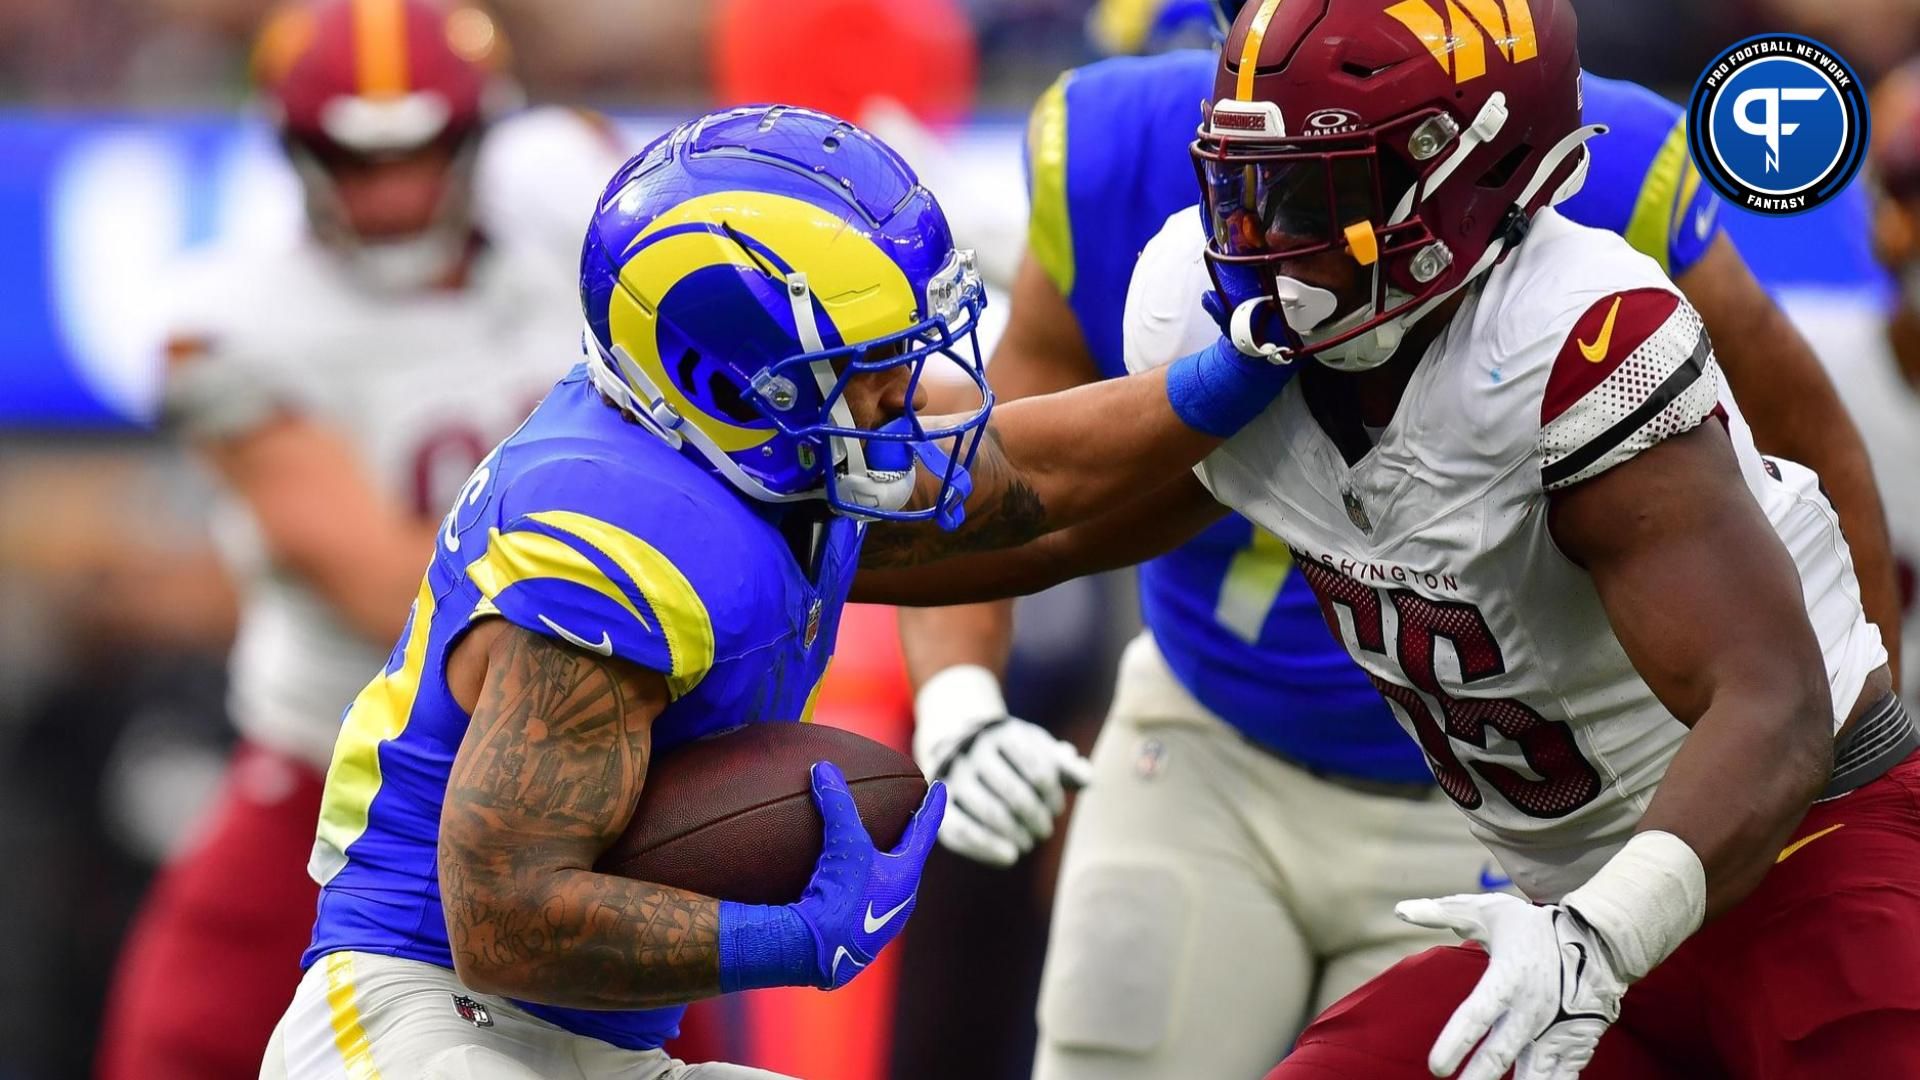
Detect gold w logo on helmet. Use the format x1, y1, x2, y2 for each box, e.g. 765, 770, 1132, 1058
1384, 0, 1538, 85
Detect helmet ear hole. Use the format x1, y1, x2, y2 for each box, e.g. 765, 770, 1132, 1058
673, 346, 759, 424
1478, 143, 1533, 190
707, 372, 756, 423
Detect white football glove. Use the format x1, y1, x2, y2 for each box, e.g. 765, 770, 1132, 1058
912, 665, 1093, 867
1396, 832, 1708, 1080
1395, 893, 1623, 1080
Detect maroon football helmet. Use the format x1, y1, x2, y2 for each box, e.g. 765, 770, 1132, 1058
1195, 0, 1596, 370
251, 0, 515, 286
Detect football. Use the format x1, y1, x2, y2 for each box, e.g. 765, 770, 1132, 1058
595, 721, 928, 905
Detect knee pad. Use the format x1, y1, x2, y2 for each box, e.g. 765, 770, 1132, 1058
1038, 862, 1190, 1055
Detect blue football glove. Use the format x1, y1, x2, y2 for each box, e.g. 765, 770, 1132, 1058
718, 762, 946, 992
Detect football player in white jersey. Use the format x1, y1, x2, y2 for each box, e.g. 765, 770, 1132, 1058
95, 3, 623, 1076
861, 0, 1920, 1075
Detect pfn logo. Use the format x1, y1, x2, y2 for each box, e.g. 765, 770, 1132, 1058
1687, 34, 1868, 216
1733, 86, 1829, 173
1384, 0, 1539, 85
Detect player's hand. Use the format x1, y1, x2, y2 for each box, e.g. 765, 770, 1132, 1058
1396, 892, 1626, 1080
790, 761, 945, 990
913, 665, 1093, 867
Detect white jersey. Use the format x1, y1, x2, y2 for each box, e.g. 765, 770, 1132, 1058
162, 109, 626, 770
1798, 299, 1920, 715
1126, 208, 1885, 901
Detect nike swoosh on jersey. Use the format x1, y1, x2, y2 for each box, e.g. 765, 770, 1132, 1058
538, 614, 614, 656
1694, 200, 1720, 241
1578, 297, 1624, 363
830, 945, 866, 985
1478, 865, 1515, 891
864, 895, 915, 934
1776, 823, 1845, 864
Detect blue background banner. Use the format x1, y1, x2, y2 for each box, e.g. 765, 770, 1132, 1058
0, 110, 1890, 431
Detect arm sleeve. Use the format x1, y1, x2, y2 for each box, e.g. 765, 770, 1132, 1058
1539, 289, 1725, 492
1121, 208, 1218, 377
465, 461, 719, 699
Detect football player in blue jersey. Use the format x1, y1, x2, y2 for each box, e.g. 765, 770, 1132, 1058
261, 103, 1302, 1080
882, 8, 1900, 1079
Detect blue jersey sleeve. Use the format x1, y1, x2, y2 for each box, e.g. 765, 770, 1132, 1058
1025, 50, 1218, 378
464, 456, 719, 699
1561, 73, 1725, 278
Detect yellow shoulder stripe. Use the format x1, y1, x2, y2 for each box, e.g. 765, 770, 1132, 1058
1624, 116, 1692, 275
1027, 71, 1076, 298
465, 511, 715, 698
311, 576, 437, 883
1088, 0, 1160, 55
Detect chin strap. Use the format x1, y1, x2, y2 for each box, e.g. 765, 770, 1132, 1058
589, 336, 816, 508
1314, 120, 1607, 371
786, 272, 918, 516
1395, 120, 1607, 325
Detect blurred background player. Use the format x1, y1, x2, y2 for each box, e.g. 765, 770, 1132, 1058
1807, 60, 1920, 715
896, 5, 1900, 1079
93, 2, 623, 1076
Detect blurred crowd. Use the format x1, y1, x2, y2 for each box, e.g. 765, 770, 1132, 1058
4, 0, 1920, 1078
7, 0, 1917, 109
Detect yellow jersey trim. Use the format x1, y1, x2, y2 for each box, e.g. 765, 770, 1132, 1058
526, 509, 716, 698
466, 527, 652, 628
1215, 527, 1294, 645
1027, 72, 1076, 298
311, 578, 437, 882
1625, 116, 1692, 274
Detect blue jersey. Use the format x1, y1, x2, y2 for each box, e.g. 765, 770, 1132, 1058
1027, 56, 1730, 782
302, 366, 860, 1050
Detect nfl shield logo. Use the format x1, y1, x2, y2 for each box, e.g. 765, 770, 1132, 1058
451, 993, 493, 1028
803, 599, 823, 649
1342, 487, 1374, 535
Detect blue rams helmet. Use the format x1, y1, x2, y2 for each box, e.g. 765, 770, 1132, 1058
581, 105, 991, 526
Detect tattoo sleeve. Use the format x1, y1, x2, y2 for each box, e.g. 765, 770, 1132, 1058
438, 623, 722, 1009
860, 428, 1049, 569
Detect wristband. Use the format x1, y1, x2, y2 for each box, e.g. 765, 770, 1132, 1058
1560, 830, 1707, 981
912, 664, 1008, 771
914, 664, 1007, 730
1164, 337, 1297, 439
716, 901, 817, 992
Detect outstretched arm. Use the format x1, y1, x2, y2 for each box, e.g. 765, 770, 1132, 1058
858, 472, 1227, 605
864, 340, 1273, 569
439, 620, 722, 1009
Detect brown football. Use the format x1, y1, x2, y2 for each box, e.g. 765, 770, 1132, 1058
594, 722, 927, 906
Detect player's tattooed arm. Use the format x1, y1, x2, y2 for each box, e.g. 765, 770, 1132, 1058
438, 622, 722, 1009
861, 427, 1048, 568
861, 366, 1225, 569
